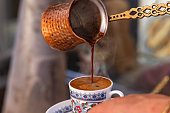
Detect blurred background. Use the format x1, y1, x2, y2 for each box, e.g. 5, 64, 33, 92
0, 0, 169, 113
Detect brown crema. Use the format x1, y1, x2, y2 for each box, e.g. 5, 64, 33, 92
70, 76, 111, 91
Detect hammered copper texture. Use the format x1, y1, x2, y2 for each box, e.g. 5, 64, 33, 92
41, 3, 83, 51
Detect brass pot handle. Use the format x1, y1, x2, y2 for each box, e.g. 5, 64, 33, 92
109, 1, 170, 22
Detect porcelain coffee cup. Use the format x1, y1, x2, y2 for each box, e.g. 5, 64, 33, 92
69, 76, 124, 113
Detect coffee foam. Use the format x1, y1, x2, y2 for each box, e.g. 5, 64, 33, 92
70, 76, 111, 91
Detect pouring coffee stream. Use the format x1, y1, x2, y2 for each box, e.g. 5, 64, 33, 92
41, 0, 170, 83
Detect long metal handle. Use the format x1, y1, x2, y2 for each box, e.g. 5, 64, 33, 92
109, 1, 170, 22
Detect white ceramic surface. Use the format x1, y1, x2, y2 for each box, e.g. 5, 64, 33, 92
46, 99, 72, 113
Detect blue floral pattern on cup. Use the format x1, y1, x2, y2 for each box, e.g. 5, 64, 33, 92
70, 91, 106, 101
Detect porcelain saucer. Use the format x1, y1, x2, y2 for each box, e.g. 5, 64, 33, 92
46, 99, 72, 113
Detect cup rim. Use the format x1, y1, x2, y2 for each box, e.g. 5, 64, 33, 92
68, 0, 108, 45
69, 76, 113, 92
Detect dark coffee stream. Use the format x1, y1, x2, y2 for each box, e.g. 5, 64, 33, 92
70, 0, 103, 83
91, 44, 94, 83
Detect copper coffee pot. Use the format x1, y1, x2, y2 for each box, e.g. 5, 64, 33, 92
41, 0, 170, 51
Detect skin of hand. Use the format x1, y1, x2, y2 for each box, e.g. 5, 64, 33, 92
88, 94, 170, 113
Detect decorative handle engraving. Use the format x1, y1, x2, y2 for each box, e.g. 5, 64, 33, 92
109, 1, 170, 21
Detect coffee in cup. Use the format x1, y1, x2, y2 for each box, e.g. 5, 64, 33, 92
70, 76, 111, 90
69, 76, 124, 113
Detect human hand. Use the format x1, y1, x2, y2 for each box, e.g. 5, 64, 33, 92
88, 94, 170, 113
